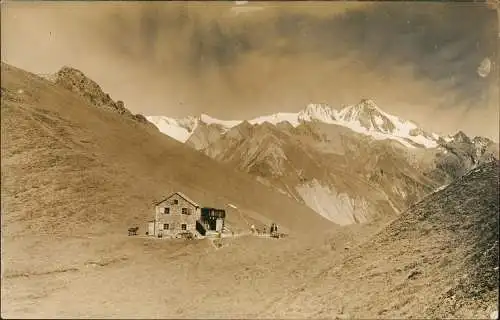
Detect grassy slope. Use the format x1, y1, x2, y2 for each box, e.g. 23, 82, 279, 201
1, 62, 355, 318
263, 161, 499, 319
1, 62, 333, 237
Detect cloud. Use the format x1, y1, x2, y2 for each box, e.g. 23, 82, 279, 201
1, 1, 498, 139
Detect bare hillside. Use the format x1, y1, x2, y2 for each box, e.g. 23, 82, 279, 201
2, 62, 354, 318
263, 161, 499, 319
194, 119, 438, 225
1, 62, 332, 238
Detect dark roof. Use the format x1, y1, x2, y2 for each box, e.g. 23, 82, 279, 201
201, 207, 226, 211
155, 192, 200, 207
201, 207, 226, 218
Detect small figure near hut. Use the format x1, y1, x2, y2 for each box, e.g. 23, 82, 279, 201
270, 223, 278, 234
270, 222, 281, 238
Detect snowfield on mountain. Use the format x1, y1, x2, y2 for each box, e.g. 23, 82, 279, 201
147, 99, 442, 149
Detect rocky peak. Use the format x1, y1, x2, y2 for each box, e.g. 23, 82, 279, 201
275, 121, 295, 132
259, 121, 280, 131
338, 99, 396, 133
452, 131, 471, 144
350, 99, 384, 116
358, 98, 380, 110
56, 66, 119, 110
298, 103, 336, 123
54, 66, 154, 128
224, 120, 254, 140
177, 116, 199, 133
238, 120, 253, 129
472, 136, 499, 162
472, 136, 493, 147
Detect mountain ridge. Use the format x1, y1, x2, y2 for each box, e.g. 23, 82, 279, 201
147, 99, 497, 150
146, 99, 498, 226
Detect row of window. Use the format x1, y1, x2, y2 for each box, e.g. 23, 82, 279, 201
162, 223, 187, 231
162, 207, 191, 215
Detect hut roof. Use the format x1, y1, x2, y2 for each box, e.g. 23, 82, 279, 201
155, 192, 200, 207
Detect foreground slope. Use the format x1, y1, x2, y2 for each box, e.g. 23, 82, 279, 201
264, 160, 499, 319
0, 62, 332, 238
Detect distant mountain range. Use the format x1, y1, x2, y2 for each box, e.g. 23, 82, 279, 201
147, 100, 499, 225
147, 99, 444, 148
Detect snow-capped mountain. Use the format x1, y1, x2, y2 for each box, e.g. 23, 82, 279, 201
297, 103, 338, 123
335, 99, 439, 148
145, 98, 498, 226
146, 115, 199, 142
147, 99, 440, 149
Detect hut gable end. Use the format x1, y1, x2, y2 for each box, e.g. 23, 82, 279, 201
155, 192, 200, 208
153, 192, 201, 235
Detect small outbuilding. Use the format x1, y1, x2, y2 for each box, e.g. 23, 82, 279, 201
200, 207, 226, 233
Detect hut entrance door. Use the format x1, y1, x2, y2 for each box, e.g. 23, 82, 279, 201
207, 219, 216, 231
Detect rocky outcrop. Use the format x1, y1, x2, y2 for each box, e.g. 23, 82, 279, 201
186, 122, 230, 150
54, 66, 156, 129
430, 132, 500, 182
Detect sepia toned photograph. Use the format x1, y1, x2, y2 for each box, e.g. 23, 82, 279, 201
1, 0, 499, 318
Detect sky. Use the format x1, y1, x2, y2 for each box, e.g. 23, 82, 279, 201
1, 1, 499, 139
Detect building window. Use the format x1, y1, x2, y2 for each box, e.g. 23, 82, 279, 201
163, 223, 169, 230
164, 208, 170, 214
181, 224, 187, 230
182, 208, 189, 215
173, 199, 178, 205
